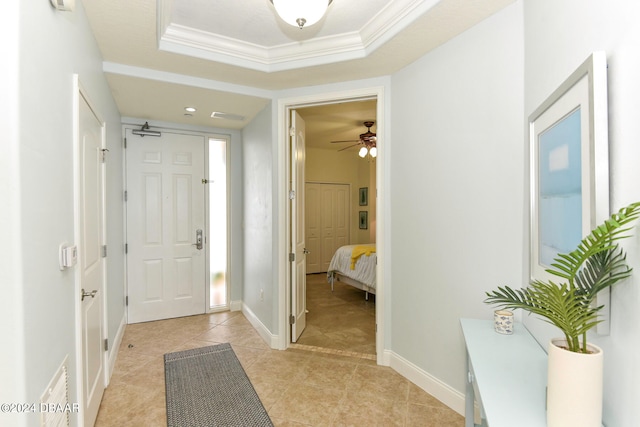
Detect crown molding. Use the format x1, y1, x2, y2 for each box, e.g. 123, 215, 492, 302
159, 24, 366, 73
157, 0, 438, 72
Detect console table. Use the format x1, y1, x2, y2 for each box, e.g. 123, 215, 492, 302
460, 318, 548, 427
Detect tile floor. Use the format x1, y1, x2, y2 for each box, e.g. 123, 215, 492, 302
295, 273, 377, 356
95, 276, 463, 426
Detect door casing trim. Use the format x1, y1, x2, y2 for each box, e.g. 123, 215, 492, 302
277, 86, 386, 365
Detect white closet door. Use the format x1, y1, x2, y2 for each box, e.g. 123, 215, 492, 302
305, 183, 350, 273
305, 183, 322, 274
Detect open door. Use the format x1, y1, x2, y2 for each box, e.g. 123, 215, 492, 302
290, 110, 307, 341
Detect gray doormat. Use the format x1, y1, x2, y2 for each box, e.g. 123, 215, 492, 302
164, 343, 273, 427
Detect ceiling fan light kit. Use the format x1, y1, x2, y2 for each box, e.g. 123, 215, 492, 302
270, 0, 333, 29
332, 120, 377, 158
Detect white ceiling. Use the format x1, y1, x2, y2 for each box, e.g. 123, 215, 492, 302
82, 0, 514, 145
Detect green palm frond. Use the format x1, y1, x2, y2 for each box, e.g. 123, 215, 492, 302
547, 203, 640, 282
485, 202, 640, 353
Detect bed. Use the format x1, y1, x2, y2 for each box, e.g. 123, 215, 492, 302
327, 244, 376, 299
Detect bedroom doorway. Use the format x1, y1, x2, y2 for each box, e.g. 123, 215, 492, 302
296, 106, 376, 356
280, 86, 384, 364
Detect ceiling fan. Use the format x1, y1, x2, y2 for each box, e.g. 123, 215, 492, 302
330, 121, 377, 157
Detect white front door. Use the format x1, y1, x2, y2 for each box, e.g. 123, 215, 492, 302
126, 130, 206, 323
291, 111, 307, 341
77, 90, 105, 427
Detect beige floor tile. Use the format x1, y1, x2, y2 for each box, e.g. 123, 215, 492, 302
347, 364, 411, 402
268, 383, 346, 426
407, 403, 464, 427
96, 303, 462, 427
333, 397, 408, 427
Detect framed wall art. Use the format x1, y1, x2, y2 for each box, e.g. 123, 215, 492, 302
528, 52, 610, 332
359, 211, 368, 229
359, 187, 368, 206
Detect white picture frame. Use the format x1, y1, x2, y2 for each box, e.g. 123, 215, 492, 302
529, 52, 610, 333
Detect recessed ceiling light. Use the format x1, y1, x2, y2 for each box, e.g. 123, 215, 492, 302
185, 107, 196, 113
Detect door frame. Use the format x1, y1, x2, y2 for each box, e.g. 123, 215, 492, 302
122, 124, 233, 320
73, 76, 108, 426
277, 86, 386, 364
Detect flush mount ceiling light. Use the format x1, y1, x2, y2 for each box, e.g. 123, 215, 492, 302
184, 107, 196, 112
269, 0, 333, 29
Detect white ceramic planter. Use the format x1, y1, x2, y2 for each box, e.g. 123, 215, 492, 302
547, 338, 603, 427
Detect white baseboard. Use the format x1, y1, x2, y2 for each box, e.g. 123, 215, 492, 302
241, 303, 279, 349
387, 350, 465, 416
106, 314, 126, 385
229, 299, 243, 312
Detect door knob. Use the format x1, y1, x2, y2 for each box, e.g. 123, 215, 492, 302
303, 248, 310, 254
192, 229, 203, 250
81, 289, 98, 301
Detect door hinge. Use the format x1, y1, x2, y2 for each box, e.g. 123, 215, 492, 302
289, 190, 296, 200
124, 190, 128, 202
123, 138, 127, 149
289, 314, 295, 325
101, 245, 107, 258
104, 338, 109, 351
289, 252, 295, 262
125, 243, 128, 254
125, 296, 128, 306
289, 127, 295, 137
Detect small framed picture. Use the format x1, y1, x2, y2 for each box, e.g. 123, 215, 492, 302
359, 187, 368, 206
359, 211, 368, 229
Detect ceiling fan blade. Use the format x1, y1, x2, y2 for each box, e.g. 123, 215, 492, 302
330, 139, 360, 143
338, 143, 362, 152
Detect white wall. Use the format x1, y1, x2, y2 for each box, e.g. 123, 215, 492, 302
0, 1, 26, 421
0, 2, 123, 426
389, 1, 524, 394
242, 104, 276, 330
523, 1, 640, 425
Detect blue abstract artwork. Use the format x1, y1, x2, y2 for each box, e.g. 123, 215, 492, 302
538, 108, 582, 266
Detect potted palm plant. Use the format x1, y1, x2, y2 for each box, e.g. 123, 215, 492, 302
485, 201, 640, 427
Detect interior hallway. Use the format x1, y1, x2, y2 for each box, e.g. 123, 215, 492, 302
95, 311, 462, 427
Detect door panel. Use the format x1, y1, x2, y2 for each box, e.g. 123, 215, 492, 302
78, 92, 105, 427
305, 183, 322, 274
291, 111, 306, 341
126, 130, 206, 323
335, 185, 349, 248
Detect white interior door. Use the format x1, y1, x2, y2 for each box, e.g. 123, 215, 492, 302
77, 91, 105, 427
126, 130, 206, 323
291, 111, 307, 341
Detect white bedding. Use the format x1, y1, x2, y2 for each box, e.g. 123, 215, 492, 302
327, 244, 376, 289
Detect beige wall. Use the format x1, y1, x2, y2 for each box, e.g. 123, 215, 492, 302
305, 147, 376, 244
